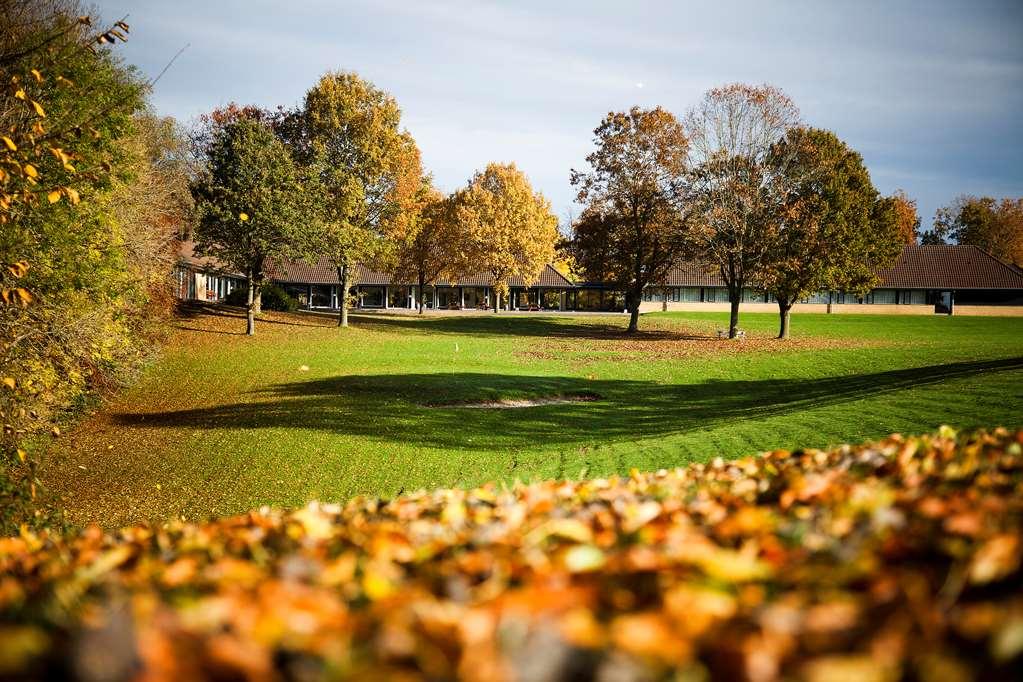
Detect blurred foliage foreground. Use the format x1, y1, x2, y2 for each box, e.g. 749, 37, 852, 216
1, 427, 1022, 681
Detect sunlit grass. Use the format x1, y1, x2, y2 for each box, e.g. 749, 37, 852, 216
41, 306, 1023, 526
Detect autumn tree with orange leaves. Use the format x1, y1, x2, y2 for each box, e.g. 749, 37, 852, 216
926, 196, 1023, 267
388, 179, 460, 313
569, 107, 693, 333
450, 163, 558, 313
880, 189, 922, 245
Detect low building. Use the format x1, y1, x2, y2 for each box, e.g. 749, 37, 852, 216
175, 242, 1023, 315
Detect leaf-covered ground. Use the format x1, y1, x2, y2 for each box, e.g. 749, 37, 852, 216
5, 428, 1023, 681
37, 306, 1023, 527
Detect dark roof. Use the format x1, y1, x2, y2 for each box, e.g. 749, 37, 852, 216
181, 242, 1023, 292
663, 261, 725, 287
262, 250, 572, 289
875, 245, 1023, 290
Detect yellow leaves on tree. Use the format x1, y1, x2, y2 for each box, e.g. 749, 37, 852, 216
450, 163, 558, 311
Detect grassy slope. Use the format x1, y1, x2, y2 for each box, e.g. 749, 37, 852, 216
40, 306, 1023, 526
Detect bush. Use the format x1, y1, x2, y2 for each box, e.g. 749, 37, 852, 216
222, 284, 297, 312
259, 283, 299, 312
223, 287, 248, 306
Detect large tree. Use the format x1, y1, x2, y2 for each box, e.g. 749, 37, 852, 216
191, 118, 314, 335
925, 196, 1023, 267
450, 162, 558, 313
389, 180, 458, 313
300, 71, 421, 327
685, 83, 801, 338
568, 107, 691, 333
756, 128, 903, 339
1, 2, 183, 531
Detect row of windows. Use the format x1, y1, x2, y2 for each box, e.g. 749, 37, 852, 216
642, 287, 931, 305
176, 270, 939, 310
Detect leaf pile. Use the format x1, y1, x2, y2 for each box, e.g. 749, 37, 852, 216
2, 428, 1023, 681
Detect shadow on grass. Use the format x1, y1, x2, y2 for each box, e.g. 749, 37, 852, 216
113, 357, 1023, 451
176, 303, 335, 329
346, 313, 709, 341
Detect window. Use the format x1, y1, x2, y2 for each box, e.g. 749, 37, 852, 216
871, 289, 897, 305
360, 286, 386, 308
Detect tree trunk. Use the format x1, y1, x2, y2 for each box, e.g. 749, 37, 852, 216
662, 288, 669, 312
493, 288, 500, 314
418, 271, 425, 314
728, 289, 740, 339
777, 299, 792, 339
626, 289, 640, 334
245, 270, 256, 336
337, 262, 350, 328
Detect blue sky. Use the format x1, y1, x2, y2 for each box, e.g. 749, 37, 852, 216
97, 0, 1022, 230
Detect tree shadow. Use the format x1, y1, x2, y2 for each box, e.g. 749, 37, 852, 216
112, 357, 1023, 451
346, 313, 712, 341
176, 303, 335, 328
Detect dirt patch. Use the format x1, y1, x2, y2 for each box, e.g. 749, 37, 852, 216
426, 393, 600, 409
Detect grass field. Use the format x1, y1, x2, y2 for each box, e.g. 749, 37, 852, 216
40, 305, 1023, 527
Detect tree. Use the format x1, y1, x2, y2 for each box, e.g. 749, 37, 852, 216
1, 1, 181, 532
300, 71, 422, 327
756, 128, 903, 338
389, 180, 458, 313
568, 107, 691, 333
450, 163, 558, 313
685, 84, 801, 338
927, 196, 1023, 266
883, 189, 920, 245
191, 118, 315, 335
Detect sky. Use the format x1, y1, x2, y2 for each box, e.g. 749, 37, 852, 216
94, 0, 1023, 230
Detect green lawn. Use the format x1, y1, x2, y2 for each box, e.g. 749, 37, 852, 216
41, 306, 1023, 527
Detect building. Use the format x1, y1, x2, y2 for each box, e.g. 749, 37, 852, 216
175, 242, 1023, 316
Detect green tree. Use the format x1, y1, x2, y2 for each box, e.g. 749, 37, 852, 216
756, 128, 902, 339
191, 118, 316, 335
569, 107, 691, 333
685, 84, 801, 339
300, 71, 421, 327
1, 1, 180, 532
450, 163, 558, 313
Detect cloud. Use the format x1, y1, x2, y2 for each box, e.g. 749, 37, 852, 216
95, 0, 1023, 228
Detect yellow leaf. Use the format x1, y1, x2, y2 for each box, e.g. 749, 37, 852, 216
14, 88, 26, 100
47, 190, 61, 203
31, 69, 42, 82
31, 100, 45, 118
65, 187, 79, 204
1, 136, 16, 151
239, 212, 249, 221
2, 377, 15, 390
17, 449, 26, 463
23, 164, 38, 179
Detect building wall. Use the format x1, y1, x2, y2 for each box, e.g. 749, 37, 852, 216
638, 301, 937, 315
952, 305, 1023, 317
